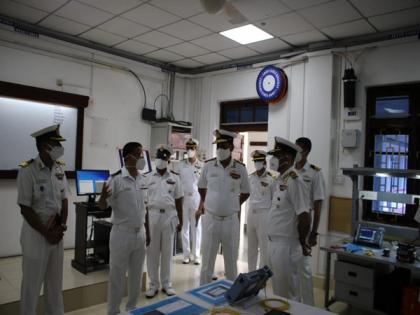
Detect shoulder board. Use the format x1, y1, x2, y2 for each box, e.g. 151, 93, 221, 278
205, 158, 216, 163
56, 160, 66, 166
310, 164, 321, 171
289, 171, 298, 179
111, 170, 122, 177
19, 159, 34, 168
267, 171, 276, 178
234, 159, 245, 166
170, 170, 179, 176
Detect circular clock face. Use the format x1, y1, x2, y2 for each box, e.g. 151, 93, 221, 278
256, 65, 288, 103
262, 74, 276, 92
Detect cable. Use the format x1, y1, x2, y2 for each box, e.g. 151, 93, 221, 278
127, 70, 147, 110
259, 298, 291, 312
208, 307, 241, 315
153, 93, 170, 118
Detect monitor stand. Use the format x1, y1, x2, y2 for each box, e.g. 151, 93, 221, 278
86, 194, 97, 207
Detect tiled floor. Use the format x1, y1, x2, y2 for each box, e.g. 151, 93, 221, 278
0, 249, 109, 305
0, 225, 372, 315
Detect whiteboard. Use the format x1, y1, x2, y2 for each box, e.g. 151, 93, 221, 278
0, 96, 78, 170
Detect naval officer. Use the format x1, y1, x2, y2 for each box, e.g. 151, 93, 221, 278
266, 136, 310, 300
17, 124, 68, 315
197, 129, 250, 284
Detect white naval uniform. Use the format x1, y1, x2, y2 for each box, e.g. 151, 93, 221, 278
17, 156, 68, 315
296, 162, 326, 305
106, 167, 147, 315
267, 167, 310, 300
247, 169, 274, 271
198, 158, 250, 285
178, 159, 203, 261
145, 170, 183, 290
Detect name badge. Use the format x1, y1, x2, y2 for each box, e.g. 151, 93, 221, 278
166, 179, 176, 185
230, 172, 241, 179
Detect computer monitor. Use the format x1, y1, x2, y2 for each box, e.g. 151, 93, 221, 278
76, 169, 110, 204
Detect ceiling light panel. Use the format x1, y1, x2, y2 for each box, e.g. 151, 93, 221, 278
220, 24, 273, 45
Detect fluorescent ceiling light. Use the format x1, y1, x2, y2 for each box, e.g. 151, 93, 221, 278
220, 24, 273, 45
376, 173, 389, 177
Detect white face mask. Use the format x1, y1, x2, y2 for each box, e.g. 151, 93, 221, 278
254, 161, 265, 171
48, 145, 64, 160
269, 157, 279, 171
136, 157, 146, 170
216, 148, 231, 161
155, 158, 168, 170
187, 149, 196, 158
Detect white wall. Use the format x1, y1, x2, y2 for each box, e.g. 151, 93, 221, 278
332, 38, 420, 197
183, 37, 420, 276
0, 27, 169, 256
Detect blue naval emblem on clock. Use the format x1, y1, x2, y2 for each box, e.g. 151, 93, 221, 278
256, 65, 288, 103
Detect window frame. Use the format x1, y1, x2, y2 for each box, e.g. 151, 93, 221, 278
220, 98, 268, 132
0, 81, 88, 179
363, 83, 420, 227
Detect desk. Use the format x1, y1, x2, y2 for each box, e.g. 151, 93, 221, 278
322, 239, 420, 313
71, 202, 112, 274
124, 280, 335, 315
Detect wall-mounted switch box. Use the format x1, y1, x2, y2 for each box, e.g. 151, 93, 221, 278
342, 129, 360, 148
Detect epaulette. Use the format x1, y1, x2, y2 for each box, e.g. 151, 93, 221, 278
205, 157, 216, 163
310, 164, 321, 171
267, 171, 276, 179
19, 159, 34, 168
234, 159, 245, 166
289, 171, 298, 179
170, 170, 179, 176
111, 170, 122, 177
56, 160, 66, 166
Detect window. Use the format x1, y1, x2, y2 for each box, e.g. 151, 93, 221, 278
364, 83, 420, 227
220, 99, 268, 132
372, 134, 408, 215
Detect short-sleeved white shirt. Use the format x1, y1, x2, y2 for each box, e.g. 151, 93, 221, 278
297, 162, 326, 208
106, 167, 147, 228
267, 167, 310, 239
248, 169, 275, 210
17, 156, 68, 224
198, 158, 250, 216
145, 170, 183, 210
177, 159, 203, 200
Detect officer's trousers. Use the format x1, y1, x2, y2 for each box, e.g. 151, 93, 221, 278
20, 221, 64, 315
298, 255, 315, 305
181, 197, 201, 261
147, 209, 178, 290
107, 225, 146, 315
246, 208, 269, 271
199, 212, 239, 285
267, 236, 302, 301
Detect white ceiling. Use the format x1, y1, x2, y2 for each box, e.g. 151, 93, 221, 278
1, 0, 419, 69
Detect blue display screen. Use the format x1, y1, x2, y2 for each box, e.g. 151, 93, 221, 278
76, 170, 109, 196
359, 228, 376, 241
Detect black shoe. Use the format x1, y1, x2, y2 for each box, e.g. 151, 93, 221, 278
212, 275, 218, 281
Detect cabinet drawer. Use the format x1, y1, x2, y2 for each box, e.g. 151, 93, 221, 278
335, 281, 374, 309
335, 260, 374, 289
